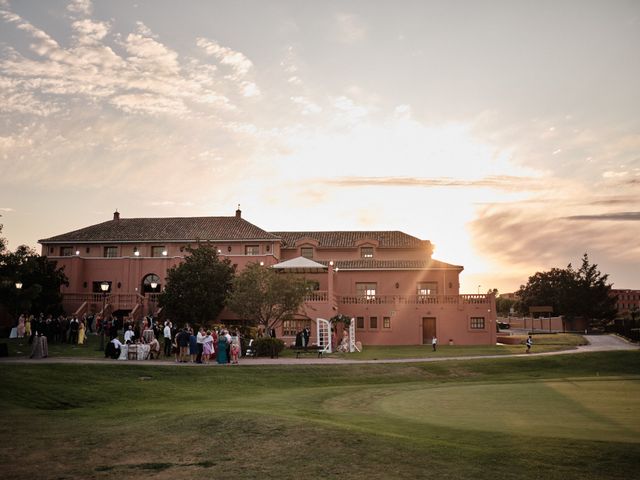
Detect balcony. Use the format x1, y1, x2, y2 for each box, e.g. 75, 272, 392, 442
337, 294, 490, 306
304, 290, 329, 302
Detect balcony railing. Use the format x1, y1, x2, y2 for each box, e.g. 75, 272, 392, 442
62, 291, 490, 314
338, 294, 490, 306
304, 290, 328, 302
62, 293, 144, 314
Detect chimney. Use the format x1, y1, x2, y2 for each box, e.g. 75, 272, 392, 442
113, 210, 120, 221
235, 204, 241, 218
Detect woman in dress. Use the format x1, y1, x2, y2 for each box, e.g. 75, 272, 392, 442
216, 330, 228, 364
17, 314, 26, 338
77, 319, 86, 345
202, 331, 214, 364
25, 315, 32, 338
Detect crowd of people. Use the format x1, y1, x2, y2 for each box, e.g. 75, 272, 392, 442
105, 317, 243, 365
13, 311, 244, 365
14, 312, 91, 346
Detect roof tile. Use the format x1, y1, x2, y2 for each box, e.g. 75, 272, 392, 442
39, 216, 279, 243
272, 231, 428, 249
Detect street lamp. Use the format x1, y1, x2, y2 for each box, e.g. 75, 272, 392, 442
15, 281, 23, 319
99, 281, 109, 352
477, 284, 481, 294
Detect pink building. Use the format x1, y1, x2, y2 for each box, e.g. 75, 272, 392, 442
39, 209, 496, 346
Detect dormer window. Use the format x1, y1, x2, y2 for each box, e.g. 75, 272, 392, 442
300, 247, 314, 259
245, 245, 259, 255
361, 247, 374, 258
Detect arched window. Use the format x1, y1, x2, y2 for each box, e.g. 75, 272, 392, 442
142, 273, 161, 293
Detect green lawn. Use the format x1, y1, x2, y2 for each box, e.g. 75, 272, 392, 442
0, 351, 638, 479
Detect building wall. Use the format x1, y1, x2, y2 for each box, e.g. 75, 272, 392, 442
611, 289, 640, 316
41, 239, 496, 346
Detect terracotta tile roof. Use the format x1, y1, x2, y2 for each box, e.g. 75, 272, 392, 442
39, 216, 280, 243
317, 259, 463, 270
271, 231, 429, 249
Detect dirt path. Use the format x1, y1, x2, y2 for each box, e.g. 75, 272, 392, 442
0, 334, 636, 367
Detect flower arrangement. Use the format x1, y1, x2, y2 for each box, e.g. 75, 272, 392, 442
329, 314, 351, 326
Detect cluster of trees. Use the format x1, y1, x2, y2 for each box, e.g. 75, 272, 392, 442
0, 225, 68, 321
159, 246, 311, 329
494, 254, 617, 327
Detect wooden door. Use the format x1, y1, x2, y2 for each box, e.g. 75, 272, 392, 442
422, 317, 436, 344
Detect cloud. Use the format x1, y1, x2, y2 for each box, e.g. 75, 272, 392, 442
109, 93, 188, 116
72, 18, 109, 45
67, 0, 92, 16
0, 207, 15, 212
290, 96, 322, 115
0, 4, 261, 118
322, 175, 545, 191
586, 195, 640, 206
280, 45, 303, 86
123, 33, 180, 75
564, 212, 640, 221
196, 37, 254, 80
469, 201, 640, 270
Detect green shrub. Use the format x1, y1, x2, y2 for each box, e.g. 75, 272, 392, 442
253, 337, 285, 357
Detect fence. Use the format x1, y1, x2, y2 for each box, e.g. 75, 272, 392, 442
499, 316, 564, 332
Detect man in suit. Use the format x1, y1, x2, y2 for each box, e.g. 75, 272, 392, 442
302, 327, 310, 348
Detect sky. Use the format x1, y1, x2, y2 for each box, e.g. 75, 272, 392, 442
1, 0, 639, 294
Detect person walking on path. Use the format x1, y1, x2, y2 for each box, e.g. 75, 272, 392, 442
526, 335, 533, 353
432, 336, 438, 352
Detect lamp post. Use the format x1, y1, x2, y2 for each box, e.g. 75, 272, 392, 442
477, 284, 481, 295
150, 281, 158, 315
15, 281, 23, 320
99, 282, 109, 352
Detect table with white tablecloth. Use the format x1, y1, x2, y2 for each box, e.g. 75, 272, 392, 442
117, 344, 150, 361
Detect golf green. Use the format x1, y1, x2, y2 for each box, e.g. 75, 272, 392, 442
373, 377, 640, 443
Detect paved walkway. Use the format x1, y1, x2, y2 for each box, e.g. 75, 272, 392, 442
0, 335, 636, 367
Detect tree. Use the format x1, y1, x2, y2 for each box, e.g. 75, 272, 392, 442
159, 246, 235, 326
495, 296, 517, 317
226, 262, 310, 331
516, 253, 616, 327
0, 225, 68, 317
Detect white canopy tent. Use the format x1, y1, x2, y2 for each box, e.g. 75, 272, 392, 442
270, 256, 328, 273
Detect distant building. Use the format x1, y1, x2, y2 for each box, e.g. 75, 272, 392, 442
38, 209, 497, 346
611, 289, 640, 317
